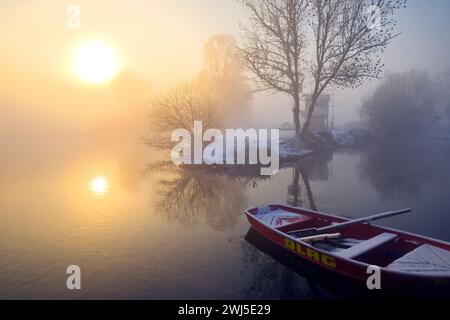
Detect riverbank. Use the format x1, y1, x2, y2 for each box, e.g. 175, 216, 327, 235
279, 128, 368, 163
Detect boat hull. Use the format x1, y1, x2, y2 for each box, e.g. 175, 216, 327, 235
245, 204, 450, 293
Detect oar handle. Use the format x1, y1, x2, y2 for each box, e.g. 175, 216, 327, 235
298, 233, 341, 243
317, 208, 411, 232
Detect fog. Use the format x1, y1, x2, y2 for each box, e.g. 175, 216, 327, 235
1, 0, 450, 154
1, 1, 450, 300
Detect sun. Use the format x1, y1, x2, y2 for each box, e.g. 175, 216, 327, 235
74, 41, 119, 84
90, 176, 110, 196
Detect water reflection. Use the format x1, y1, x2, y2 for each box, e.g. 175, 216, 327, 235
2, 138, 450, 299
90, 176, 110, 196
243, 228, 450, 299
145, 162, 266, 230
285, 152, 332, 210
243, 228, 361, 299
239, 143, 450, 298
361, 139, 450, 201
288, 167, 317, 210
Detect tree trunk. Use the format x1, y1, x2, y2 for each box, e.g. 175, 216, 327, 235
300, 94, 319, 139
293, 94, 301, 135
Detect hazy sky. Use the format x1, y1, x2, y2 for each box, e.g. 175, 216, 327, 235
336, 0, 450, 126
1, 0, 449, 131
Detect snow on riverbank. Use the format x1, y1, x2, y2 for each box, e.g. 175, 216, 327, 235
279, 137, 313, 161
278, 127, 367, 159
330, 128, 368, 147
201, 127, 364, 165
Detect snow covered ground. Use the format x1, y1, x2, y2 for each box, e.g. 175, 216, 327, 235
330, 128, 368, 147
279, 137, 313, 160
201, 127, 366, 166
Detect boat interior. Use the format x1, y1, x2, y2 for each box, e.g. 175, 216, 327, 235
250, 205, 450, 275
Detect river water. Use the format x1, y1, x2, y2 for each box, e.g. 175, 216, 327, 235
1, 138, 450, 299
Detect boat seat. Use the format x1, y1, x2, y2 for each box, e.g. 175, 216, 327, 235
337, 233, 397, 259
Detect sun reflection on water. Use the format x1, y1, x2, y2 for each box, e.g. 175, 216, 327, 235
90, 176, 110, 196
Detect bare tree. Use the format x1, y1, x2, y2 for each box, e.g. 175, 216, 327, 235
201, 34, 241, 84
146, 82, 223, 149
195, 34, 251, 124
301, 0, 407, 138
239, 0, 308, 134
146, 34, 251, 149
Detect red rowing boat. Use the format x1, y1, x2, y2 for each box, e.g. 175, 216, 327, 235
245, 204, 450, 290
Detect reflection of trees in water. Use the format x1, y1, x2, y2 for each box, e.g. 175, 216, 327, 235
288, 167, 317, 210
239, 236, 316, 299
240, 229, 351, 299
286, 152, 333, 210
145, 162, 264, 230
241, 228, 413, 299
360, 139, 450, 201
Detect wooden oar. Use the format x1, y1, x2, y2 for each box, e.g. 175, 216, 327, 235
287, 208, 411, 237
298, 233, 342, 243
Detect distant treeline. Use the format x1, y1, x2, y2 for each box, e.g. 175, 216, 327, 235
361, 70, 450, 139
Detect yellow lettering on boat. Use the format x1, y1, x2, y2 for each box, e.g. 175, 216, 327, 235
283, 237, 337, 269
296, 243, 307, 256
284, 238, 296, 251
306, 248, 320, 262
321, 255, 337, 269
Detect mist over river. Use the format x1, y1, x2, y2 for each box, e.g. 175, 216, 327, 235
1, 136, 450, 299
